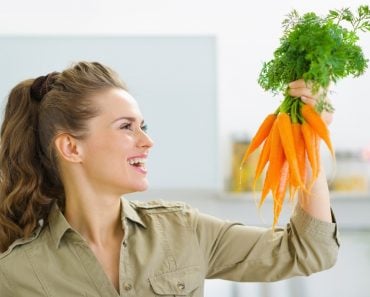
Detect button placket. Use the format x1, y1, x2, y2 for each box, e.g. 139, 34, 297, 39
119, 219, 136, 296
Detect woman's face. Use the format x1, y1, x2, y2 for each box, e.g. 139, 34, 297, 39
79, 88, 154, 195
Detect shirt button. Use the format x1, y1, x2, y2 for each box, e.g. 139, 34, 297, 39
123, 283, 132, 291
123, 241, 127, 247
177, 281, 185, 290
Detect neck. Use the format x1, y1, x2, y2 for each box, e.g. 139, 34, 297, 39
64, 191, 124, 247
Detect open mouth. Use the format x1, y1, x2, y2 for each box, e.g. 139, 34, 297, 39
128, 157, 147, 173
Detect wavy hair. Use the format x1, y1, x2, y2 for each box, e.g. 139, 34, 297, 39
0, 62, 126, 252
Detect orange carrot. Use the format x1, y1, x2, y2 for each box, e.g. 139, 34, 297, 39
301, 104, 334, 157
243, 101, 334, 227
273, 160, 289, 227
241, 113, 277, 165
277, 113, 304, 189
253, 128, 273, 188
258, 123, 285, 207
259, 166, 272, 208
301, 121, 318, 185
292, 123, 306, 185
268, 120, 286, 192
287, 123, 306, 200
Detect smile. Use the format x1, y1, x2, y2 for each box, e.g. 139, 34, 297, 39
127, 157, 147, 174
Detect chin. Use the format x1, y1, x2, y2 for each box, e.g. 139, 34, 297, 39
123, 182, 149, 194
134, 185, 149, 192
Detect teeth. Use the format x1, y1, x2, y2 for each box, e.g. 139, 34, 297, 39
128, 158, 146, 165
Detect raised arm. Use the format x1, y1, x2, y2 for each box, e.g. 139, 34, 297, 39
288, 79, 333, 222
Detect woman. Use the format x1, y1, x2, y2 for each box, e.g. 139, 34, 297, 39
0, 61, 339, 296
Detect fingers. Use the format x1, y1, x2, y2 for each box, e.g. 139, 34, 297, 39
289, 87, 313, 99
288, 79, 314, 99
288, 79, 326, 103
288, 80, 334, 125
288, 79, 310, 89
300, 95, 316, 106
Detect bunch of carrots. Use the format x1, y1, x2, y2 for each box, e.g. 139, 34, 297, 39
241, 6, 370, 226
240, 95, 334, 226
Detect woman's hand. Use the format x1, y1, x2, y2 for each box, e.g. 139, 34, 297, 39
288, 79, 333, 126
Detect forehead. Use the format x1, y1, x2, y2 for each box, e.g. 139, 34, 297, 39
93, 88, 143, 119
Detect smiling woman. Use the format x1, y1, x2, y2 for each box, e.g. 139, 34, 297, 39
0, 61, 339, 297
63, 88, 154, 197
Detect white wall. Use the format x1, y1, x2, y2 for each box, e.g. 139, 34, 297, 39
1, 0, 370, 186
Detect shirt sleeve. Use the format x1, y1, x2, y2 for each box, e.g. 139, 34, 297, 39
195, 204, 340, 282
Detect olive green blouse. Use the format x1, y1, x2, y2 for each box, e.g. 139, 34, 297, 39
0, 197, 339, 297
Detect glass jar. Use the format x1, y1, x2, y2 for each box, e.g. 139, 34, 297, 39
229, 134, 263, 192
330, 150, 369, 192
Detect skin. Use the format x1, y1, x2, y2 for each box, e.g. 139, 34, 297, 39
288, 79, 333, 222
53, 81, 333, 291
54, 88, 154, 291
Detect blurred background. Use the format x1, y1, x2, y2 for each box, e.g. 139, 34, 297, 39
1, 0, 369, 296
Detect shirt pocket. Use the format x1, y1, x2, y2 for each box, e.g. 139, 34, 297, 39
149, 266, 202, 296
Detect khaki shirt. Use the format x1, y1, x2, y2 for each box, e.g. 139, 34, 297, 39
0, 197, 339, 297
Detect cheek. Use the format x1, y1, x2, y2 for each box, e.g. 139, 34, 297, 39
85, 137, 112, 155
83, 133, 131, 161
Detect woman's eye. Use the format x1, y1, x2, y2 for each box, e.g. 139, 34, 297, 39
120, 123, 132, 130
119, 122, 148, 133
141, 124, 148, 132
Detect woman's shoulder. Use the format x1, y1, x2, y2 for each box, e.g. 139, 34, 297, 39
125, 199, 199, 228
129, 199, 191, 211
0, 224, 48, 265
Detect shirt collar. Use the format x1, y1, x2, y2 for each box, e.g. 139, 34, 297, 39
48, 202, 73, 249
48, 197, 147, 249
121, 196, 147, 228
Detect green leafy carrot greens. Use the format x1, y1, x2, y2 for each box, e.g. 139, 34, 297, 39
241, 5, 370, 227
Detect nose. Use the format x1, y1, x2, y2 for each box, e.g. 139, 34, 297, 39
137, 129, 154, 149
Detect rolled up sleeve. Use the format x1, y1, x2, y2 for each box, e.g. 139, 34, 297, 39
195, 205, 340, 282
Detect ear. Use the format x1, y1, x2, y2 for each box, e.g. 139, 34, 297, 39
54, 133, 83, 163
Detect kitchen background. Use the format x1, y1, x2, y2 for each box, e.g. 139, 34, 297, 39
1, 0, 369, 296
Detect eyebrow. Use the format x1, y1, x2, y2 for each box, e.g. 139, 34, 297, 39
111, 116, 145, 125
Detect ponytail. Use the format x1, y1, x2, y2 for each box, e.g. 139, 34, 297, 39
0, 80, 54, 252
0, 61, 126, 252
